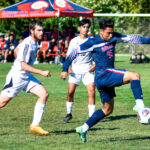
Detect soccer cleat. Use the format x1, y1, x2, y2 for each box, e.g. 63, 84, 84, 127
76, 126, 87, 143
29, 125, 49, 135
62, 113, 72, 123
133, 105, 145, 113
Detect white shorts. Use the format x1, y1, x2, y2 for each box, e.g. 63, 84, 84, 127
1, 70, 41, 98
68, 72, 94, 86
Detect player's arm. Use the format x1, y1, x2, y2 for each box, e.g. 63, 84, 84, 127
61, 38, 95, 80
18, 43, 51, 77
21, 62, 51, 77
60, 39, 76, 80
116, 32, 150, 44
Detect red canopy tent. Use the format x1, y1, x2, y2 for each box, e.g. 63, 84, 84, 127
0, 0, 93, 18
0, 0, 94, 63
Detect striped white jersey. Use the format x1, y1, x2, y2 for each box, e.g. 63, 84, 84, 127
67, 36, 93, 74
11, 36, 38, 79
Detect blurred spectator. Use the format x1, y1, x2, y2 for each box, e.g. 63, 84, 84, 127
49, 25, 61, 64
44, 23, 52, 39
21, 26, 30, 38
0, 35, 6, 62
3, 34, 18, 63
59, 25, 69, 64
35, 34, 50, 64
68, 20, 77, 36
4, 33, 9, 41
10, 29, 16, 35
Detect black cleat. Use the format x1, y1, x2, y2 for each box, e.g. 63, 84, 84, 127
62, 114, 72, 123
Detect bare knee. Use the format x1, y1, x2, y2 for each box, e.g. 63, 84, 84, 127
0, 96, 12, 108
102, 105, 113, 116
132, 72, 140, 80
124, 71, 140, 84
39, 91, 49, 102
67, 91, 74, 101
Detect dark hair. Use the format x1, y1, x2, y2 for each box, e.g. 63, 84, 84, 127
9, 34, 15, 38
78, 19, 91, 27
99, 18, 114, 29
29, 20, 43, 31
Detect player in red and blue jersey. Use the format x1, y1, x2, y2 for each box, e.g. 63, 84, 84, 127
61, 18, 150, 142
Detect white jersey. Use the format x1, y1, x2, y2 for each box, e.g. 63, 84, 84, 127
11, 36, 38, 79
67, 36, 93, 74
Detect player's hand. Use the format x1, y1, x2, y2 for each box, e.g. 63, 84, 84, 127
89, 64, 95, 72
40, 70, 51, 77
60, 72, 68, 80
68, 67, 73, 74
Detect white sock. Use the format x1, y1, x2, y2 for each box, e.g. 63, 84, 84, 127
88, 104, 96, 117
82, 123, 89, 132
66, 101, 74, 114
32, 102, 46, 126
136, 99, 145, 108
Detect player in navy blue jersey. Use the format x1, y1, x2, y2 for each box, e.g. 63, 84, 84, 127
60, 18, 150, 142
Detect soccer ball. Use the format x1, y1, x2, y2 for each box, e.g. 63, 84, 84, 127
137, 107, 150, 124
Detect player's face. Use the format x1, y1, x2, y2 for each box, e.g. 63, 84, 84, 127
32, 25, 43, 41
100, 27, 114, 41
79, 23, 90, 37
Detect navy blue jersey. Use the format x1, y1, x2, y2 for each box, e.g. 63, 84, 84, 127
63, 32, 150, 78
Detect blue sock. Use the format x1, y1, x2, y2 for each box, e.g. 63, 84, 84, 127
86, 109, 105, 128
131, 80, 143, 100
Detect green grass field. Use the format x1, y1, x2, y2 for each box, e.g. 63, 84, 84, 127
0, 56, 150, 150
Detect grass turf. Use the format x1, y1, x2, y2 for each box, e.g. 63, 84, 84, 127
0, 56, 150, 150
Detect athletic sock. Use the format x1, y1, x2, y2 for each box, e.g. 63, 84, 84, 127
85, 109, 105, 129
31, 102, 46, 126
135, 99, 145, 108
131, 80, 143, 100
82, 123, 89, 132
88, 104, 96, 117
66, 101, 74, 114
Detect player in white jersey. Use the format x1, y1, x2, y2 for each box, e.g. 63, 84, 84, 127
61, 19, 96, 123
0, 20, 51, 135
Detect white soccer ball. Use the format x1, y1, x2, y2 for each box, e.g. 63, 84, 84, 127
137, 107, 150, 124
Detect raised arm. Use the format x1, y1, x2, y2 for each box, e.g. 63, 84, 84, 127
116, 32, 150, 44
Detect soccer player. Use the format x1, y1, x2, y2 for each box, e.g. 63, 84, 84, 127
61, 18, 150, 142
0, 20, 51, 135
61, 19, 96, 123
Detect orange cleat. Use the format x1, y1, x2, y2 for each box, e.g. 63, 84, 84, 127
29, 125, 49, 135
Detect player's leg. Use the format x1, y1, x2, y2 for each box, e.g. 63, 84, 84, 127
62, 73, 80, 123
29, 84, 49, 135
76, 98, 114, 142
0, 95, 12, 108
62, 82, 77, 123
123, 71, 145, 112
83, 73, 96, 117
86, 83, 95, 117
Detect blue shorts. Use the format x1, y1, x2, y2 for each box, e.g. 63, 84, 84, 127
95, 68, 126, 103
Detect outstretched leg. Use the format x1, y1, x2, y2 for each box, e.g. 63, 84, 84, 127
123, 71, 145, 112
76, 99, 114, 142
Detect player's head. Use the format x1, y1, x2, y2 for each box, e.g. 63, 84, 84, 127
78, 19, 91, 37
29, 20, 43, 41
99, 18, 114, 41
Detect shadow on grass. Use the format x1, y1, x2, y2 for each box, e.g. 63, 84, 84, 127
102, 114, 137, 122
109, 136, 150, 141
51, 127, 119, 135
